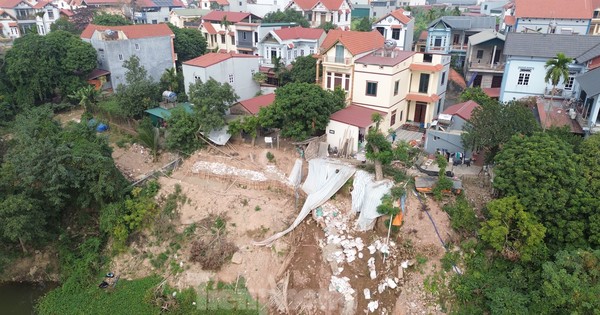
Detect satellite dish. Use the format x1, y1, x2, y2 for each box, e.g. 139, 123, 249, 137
384, 39, 397, 50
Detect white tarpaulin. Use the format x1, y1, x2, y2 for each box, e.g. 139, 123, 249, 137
353, 170, 394, 231
287, 159, 303, 187
254, 159, 355, 246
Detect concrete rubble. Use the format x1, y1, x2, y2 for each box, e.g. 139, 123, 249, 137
191, 161, 267, 181
329, 276, 355, 301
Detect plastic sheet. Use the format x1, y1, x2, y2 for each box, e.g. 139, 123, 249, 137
352, 171, 394, 231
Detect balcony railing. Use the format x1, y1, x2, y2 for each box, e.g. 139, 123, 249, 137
544, 87, 575, 99
322, 56, 351, 65
468, 61, 505, 71
236, 41, 254, 48
16, 14, 36, 21
428, 46, 445, 52
259, 57, 288, 66
451, 44, 467, 51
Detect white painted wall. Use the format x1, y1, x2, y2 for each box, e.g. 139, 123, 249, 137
515, 18, 590, 35
326, 120, 360, 154
372, 17, 414, 50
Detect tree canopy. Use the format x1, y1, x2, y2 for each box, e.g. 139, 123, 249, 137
92, 12, 132, 26
167, 23, 207, 63
352, 17, 373, 32
289, 55, 319, 83
262, 9, 310, 28
115, 56, 161, 118
188, 78, 238, 133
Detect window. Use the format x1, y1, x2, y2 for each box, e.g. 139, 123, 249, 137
338, 13, 341, 22
118, 54, 123, 61
294, 50, 298, 58
47, 9, 54, 20
307, 12, 312, 21
484, 4, 488, 10
164, 17, 168, 22
366, 81, 378, 96
152, 19, 157, 24
390, 110, 397, 126
434, 37, 442, 47
309, 47, 314, 55
476, 50, 484, 59
441, 71, 446, 85
418, 73, 430, 93
394, 80, 399, 96
300, 49, 305, 56
221, 34, 225, 44
423, 53, 433, 63
345, 74, 350, 91
345, 13, 349, 21
517, 69, 531, 85
392, 29, 400, 40
228, 74, 234, 84
135, 43, 140, 50
231, 35, 235, 43
288, 50, 291, 59
565, 73, 576, 90
242, 32, 247, 40
399, 110, 403, 121
194, 75, 201, 81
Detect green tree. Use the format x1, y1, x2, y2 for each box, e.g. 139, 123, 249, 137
159, 68, 180, 92
0, 194, 44, 252
258, 82, 344, 140
92, 12, 132, 26
71, 7, 95, 32
318, 21, 337, 32
365, 113, 392, 181
188, 78, 238, 133
480, 196, 546, 262
69, 85, 99, 112
50, 17, 79, 34
228, 115, 261, 146
289, 55, 319, 83
578, 134, 600, 246
115, 56, 160, 118
353, 17, 373, 32
459, 87, 496, 106
165, 106, 202, 155
136, 118, 160, 162
262, 9, 310, 28
461, 99, 539, 162
544, 52, 573, 130
167, 23, 207, 63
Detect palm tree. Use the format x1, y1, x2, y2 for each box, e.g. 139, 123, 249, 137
160, 68, 179, 92
544, 52, 573, 130
69, 85, 99, 113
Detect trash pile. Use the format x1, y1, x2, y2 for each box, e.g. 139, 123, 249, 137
191, 161, 267, 181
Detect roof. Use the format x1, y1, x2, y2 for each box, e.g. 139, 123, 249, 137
503, 33, 600, 60
0, 0, 26, 8
202, 11, 255, 23
442, 100, 479, 121
321, 30, 384, 55
183, 52, 258, 67
468, 30, 505, 46
81, 24, 174, 39
409, 63, 444, 72
428, 16, 497, 30
418, 31, 428, 41
482, 87, 500, 98
237, 93, 275, 115
406, 93, 440, 103
576, 66, 600, 96
535, 98, 584, 134
290, 0, 346, 11
145, 103, 194, 119
376, 8, 412, 25
211, 0, 230, 5
171, 8, 210, 16
330, 105, 386, 128
449, 68, 466, 88
504, 15, 515, 26
82, 0, 123, 5
135, 0, 185, 8
60, 9, 74, 17
515, 0, 594, 19
201, 21, 217, 34
355, 49, 415, 66
273, 27, 324, 41
32, 0, 53, 9
87, 68, 110, 80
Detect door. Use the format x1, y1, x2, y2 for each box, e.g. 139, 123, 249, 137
418, 73, 430, 93
473, 75, 482, 87
491, 76, 503, 88
335, 45, 344, 63
493, 49, 502, 63
414, 102, 427, 123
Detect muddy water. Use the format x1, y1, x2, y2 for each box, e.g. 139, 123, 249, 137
0, 282, 57, 315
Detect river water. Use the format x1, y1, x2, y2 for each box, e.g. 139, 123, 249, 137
0, 282, 57, 315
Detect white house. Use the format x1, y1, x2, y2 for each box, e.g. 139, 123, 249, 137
499, 33, 600, 103
33, 1, 60, 35
372, 8, 414, 51
246, 1, 289, 18
0, 10, 19, 38
0, 0, 61, 37
286, 0, 352, 30
169, 8, 210, 28
182, 52, 260, 100
199, 11, 262, 54
258, 26, 325, 67
509, 0, 592, 35
132, 0, 184, 25
576, 66, 600, 134
197, 0, 230, 11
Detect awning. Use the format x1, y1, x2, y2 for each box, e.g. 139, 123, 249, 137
409, 63, 444, 72
237, 47, 255, 51
406, 93, 440, 103
346, 9, 350, 13
287, 43, 294, 49
218, 30, 226, 35
338, 9, 343, 14
228, 31, 235, 36
87, 68, 110, 80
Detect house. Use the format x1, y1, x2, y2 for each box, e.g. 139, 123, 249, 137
479, 0, 509, 16
589, 0, 600, 35
182, 52, 260, 100
414, 30, 427, 52
169, 8, 210, 29
132, 0, 184, 24
199, 11, 262, 54
285, 0, 353, 30
0, 0, 60, 36
230, 93, 275, 115
326, 104, 385, 154
372, 8, 414, 51
80, 0, 125, 13
197, 0, 230, 11
575, 66, 600, 134
463, 30, 505, 89
508, 0, 592, 35
425, 16, 497, 67
499, 33, 600, 103
258, 26, 325, 67
81, 23, 176, 89
369, 0, 396, 19
318, 29, 384, 96
424, 100, 479, 155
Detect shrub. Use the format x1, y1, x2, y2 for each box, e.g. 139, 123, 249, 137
443, 196, 478, 234
266, 151, 275, 163
189, 238, 237, 270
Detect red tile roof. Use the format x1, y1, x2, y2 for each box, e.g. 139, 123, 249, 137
237, 93, 275, 115
203, 11, 253, 23
418, 31, 428, 41
82, 0, 122, 5
321, 30, 384, 56
201, 21, 217, 34
183, 52, 258, 67
449, 68, 466, 89
273, 26, 324, 41
210, 0, 229, 5
32, 0, 52, 9
504, 15, 515, 26
482, 87, 500, 98
135, 0, 184, 7
376, 8, 412, 25
290, 0, 345, 11
409, 63, 444, 72
515, 0, 594, 19
0, 0, 27, 8
60, 9, 74, 17
81, 24, 174, 39
442, 100, 479, 121
536, 98, 584, 134
406, 93, 439, 103
330, 105, 386, 128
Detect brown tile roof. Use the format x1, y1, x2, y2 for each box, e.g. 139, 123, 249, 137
515, 0, 594, 19
0, 0, 27, 8
449, 68, 466, 89
442, 100, 479, 121
237, 93, 275, 115
32, 0, 53, 9
201, 21, 217, 34
418, 31, 428, 41
536, 98, 584, 134
482, 87, 500, 98
81, 24, 174, 39
273, 26, 324, 41
82, 0, 122, 5
330, 105, 386, 128
376, 8, 412, 25
504, 15, 516, 26
203, 11, 253, 23
406, 93, 439, 103
183, 52, 258, 67
355, 49, 415, 66
321, 30, 384, 56
211, 0, 230, 5
290, 0, 345, 11
409, 63, 444, 72
60, 9, 74, 17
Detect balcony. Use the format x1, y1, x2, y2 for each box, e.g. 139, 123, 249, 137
450, 44, 467, 52
236, 40, 255, 49
468, 61, 505, 72
428, 46, 446, 52
322, 56, 351, 65
259, 57, 288, 66
16, 14, 36, 21
544, 87, 576, 99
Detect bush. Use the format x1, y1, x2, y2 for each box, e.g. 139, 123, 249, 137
266, 151, 275, 163
189, 238, 237, 270
442, 196, 479, 235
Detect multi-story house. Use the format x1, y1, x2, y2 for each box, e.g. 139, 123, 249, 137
246, 0, 287, 18
33, 1, 60, 35
258, 26, 325, 67
0, 0, 60, 36
507, 0, 592, 34
182, 52, 260, 101
132, 0, 184, 24
169, 8, 210, 29
81, 23, 176, 89
424, 100, 479, 155
588, 0, 600, 35
318, 29, 384, 96
576, 65, 600, 134
499, 32, 600, 103
80, 0, 126, 15
463, 30, 505, 89
286, 0, 353, 30
372, 8, 414, 51
197, 0, 230, 11
480, 0, 509, 16
325, 47, 450, 154
426, 16, 496, 68
0, 10, 20, 38
199, 11, 262, 54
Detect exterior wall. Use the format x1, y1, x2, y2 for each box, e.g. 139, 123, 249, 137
372, 16, 414, 51
321, 44, 355, 94
288, 0, 352, 29
259, 36, 320, 66
407, 53, 451, 124
426, 24, 450, 53
35, 5, 60, 35
515, 18, 590, 35
480, 1, 507, 16
326, 120, 360, 154
137, 7, 172, 24
370, 1, 395, 19
88, 35, 175, 88
247, 0, 290, 17
0, 20, 20, 38
424, 129, 468, 155
182, 57, 260, 100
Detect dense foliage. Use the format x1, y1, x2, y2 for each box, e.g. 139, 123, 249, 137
262, 9, 310, 27
289, 55, 319, 83
167, 23, 207, 63
115, 56, 161, 118
92, 12, 132, 26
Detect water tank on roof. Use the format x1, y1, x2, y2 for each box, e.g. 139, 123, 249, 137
162, 91, 177, 103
